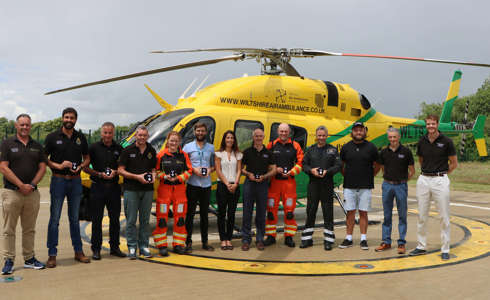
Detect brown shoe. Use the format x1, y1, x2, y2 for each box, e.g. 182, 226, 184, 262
375, 243, 391, 252
397, 244, 406, 254
256, 241, 265, 251
241, 243, 250, 251
74, 252, 91, 263
46, 256, 57, 268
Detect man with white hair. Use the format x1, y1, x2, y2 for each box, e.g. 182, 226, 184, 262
265, 123, 303, 248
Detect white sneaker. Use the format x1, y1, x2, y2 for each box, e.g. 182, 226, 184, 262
128, 248, 137, 260
139, 247, 153, 258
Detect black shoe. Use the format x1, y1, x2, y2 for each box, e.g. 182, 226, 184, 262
360, 240, 369, 250
264, 236, 276, 246
110, 248, 127, 258
159, 247, 169, 257
409, 248, 427, 256
299, 239, 313, 249
184, 243, 193, 254
338, 239, 353, 249
441, 253, 450, 260
284, 236, 295, 248
92, 250, 101, 260
173, 245, 185, 255
202, 243, 214, 251
324, 242, 333, 251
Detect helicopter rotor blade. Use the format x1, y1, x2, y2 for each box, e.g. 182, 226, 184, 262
45, 54, 244, 95
300, 49, 490, 68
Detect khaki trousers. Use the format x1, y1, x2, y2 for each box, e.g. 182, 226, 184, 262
1, 189, 40, 260
415, 174, 451, 253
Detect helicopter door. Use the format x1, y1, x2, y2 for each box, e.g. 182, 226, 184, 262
269, 123, 308, 149
180, 116, 216, 146
233, 120, 264, 151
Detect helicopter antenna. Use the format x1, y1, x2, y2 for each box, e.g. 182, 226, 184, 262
179, 78, 197, 99
190, 74, 210, 97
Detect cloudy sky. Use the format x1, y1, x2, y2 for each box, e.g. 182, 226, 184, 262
1, 0, 489, 130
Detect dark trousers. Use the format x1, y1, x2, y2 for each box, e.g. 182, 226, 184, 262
301, 181, 335, 243
216, 182, 239, 241
185, 184, 211, 245
241, 179, 267, 244
89, 182, 121, 251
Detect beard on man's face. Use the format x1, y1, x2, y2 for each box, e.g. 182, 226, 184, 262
63, 121, 75, 130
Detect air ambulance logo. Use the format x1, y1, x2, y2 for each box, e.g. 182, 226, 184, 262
76, 137, 81, 145
147, 152, 153, 160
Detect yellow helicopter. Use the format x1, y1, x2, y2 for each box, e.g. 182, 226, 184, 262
46, 47, 489, 205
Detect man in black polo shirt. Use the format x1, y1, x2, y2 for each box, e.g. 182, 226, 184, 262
339, 122, 378, 250
83, 122, 126, 260
240, 128, 276, 251
118, 125, 156, 259
1, 114, 47, 275
375, 127, 414, 255
409, 115, 457, 260
44, 107, 90, 268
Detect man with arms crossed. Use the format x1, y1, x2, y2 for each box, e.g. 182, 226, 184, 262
240, 128, 276, 251
409, 115, 457, 260
339, 122, 378, 250
375, 127, 415, 254
44, 107, 90, 267
1, 114, 47, 274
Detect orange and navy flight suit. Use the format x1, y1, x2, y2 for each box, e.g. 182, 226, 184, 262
266, 138, 304, 238
152, 147, 192, 249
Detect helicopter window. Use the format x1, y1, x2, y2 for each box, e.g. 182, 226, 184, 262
351, 108, 361, 117
324, 81, 339, 107
360, 94, 371, 110
269, 123, 307, 149
180, 116, 216, 146
233, 120, 264, 151
340, 103, 346, 112
144, 108, 195, 151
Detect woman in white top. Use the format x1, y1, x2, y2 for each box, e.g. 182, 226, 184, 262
215, 130, 242, 250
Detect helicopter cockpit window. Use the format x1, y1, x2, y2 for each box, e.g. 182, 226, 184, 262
234, 120, 264, 151
359, 94, 371, 110
180, 116, 216, 146
143, 108, 194, 151
269, 123, 307, 149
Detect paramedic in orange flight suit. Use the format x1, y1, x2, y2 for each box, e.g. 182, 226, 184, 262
153, 131, 192, 256
264, 123, 304, 248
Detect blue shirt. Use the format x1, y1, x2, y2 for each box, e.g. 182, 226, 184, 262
183, 140, 215, 188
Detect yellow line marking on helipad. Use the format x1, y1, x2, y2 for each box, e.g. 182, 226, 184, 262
86, 211, 490, 276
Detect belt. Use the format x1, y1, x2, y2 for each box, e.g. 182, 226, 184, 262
4, 185, 19, 191
384, 180, 407, 185
52, 173, 80, 179
421, 172, 447, 177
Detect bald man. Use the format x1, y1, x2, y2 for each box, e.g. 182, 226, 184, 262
265, 123, 304, 248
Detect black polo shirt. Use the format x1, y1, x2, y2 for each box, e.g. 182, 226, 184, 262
44, 128, 88, 175
340, 140, 378, 189
416, 133, 456, 173
88, 140, 123, 184
118, 142, 157, 191
242, 145, 274, 176
0, 136, 46, 189
378, 144, 414, 181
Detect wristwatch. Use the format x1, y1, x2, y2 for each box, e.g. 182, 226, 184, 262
29, 183, 37, 190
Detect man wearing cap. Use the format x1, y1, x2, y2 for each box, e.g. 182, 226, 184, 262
1, 114, 47, 275
118, 125, 156, 259
83, 122, 126, 260
409, 115, 457, 260
339, 122, 378, 250
44, 107, 90, 267
375, 127, 415, 255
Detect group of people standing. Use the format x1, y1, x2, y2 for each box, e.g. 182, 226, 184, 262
1, 107, 457, 275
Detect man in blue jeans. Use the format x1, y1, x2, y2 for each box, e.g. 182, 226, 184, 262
118, 125, 156, 259
375, 127, 414, 254
240, 128, 276, 251
44, 107, 90, 267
